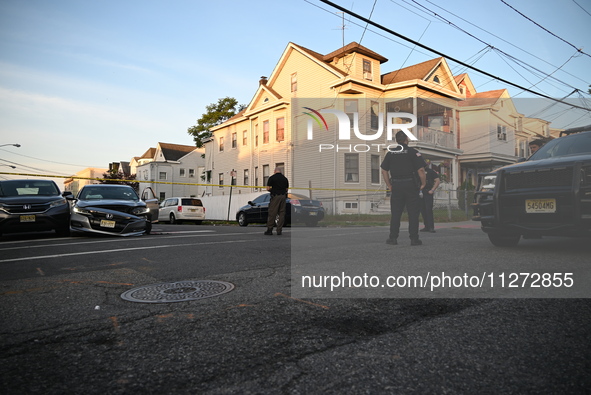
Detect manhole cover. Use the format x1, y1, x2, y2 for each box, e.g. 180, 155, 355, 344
121, 280, 235, 303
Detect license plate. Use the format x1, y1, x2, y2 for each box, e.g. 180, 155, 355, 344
525, 198, 556, 213
189, 209, 196, 212
20, 215, 36, 222
100, 220, 116, 228
308, 211, 318, 216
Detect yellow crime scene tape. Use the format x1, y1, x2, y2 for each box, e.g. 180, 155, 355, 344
0, 171, 386, 193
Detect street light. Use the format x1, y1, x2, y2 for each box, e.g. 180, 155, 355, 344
0, 143, 21, 148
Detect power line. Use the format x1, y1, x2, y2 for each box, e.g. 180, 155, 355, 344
500, 0, 591, 58
572, 0, 591, 17
317, 0, 591, 111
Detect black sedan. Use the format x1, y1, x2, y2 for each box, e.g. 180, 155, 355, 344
236, 193, 325, 227
69, 184, 159, 236
0, 179, 71, 237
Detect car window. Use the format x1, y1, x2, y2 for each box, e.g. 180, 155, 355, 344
181, 198, 202, 206
79, 186, 138, 201
0, 180, 59, 197
252, 194, 270, 204
531, 133, 591, 160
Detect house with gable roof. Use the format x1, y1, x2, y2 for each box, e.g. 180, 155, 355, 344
204, 41, 553, 215
135, 142, 205, 201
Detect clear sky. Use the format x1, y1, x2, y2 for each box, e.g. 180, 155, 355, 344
1, 0, 590, 182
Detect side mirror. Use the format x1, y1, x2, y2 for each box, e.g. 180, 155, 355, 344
248, 201, 254, 206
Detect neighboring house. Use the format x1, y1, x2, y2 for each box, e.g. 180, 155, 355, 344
205, 41, 554, 214
130, 147, 156, 175
64, 167, 108, 196
136, 142, 206, 201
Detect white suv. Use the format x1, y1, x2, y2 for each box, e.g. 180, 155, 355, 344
158, 197, 205, 224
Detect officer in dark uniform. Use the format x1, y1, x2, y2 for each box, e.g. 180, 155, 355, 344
381, 131, 426, 245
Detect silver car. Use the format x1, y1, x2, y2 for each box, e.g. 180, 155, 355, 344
69, 185, 159, 236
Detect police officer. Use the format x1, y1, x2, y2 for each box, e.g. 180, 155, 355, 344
381, 131, 426, 245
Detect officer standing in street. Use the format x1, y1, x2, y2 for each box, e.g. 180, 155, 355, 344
265, 167, 289, 235
381, 131, 426, 246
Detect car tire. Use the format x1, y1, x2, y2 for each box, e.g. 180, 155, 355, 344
238, 212, 248, 227
170, 213, 178, 225
488, 232, 520, 247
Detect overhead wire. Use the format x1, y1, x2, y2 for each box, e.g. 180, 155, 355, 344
317, 0, 591, 112
500, 0, 591, 59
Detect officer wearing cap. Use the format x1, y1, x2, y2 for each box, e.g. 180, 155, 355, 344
381, 131, 427, 246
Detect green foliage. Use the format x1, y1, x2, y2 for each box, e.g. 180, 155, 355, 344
187, 97, 246, 148
101, 170, 139, 192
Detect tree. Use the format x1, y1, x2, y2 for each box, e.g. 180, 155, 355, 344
101, 170, 139, 192
187, 97, 246, 148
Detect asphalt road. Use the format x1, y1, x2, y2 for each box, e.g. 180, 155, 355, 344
1, 222, 590, 394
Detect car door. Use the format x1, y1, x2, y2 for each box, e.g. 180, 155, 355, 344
158, 198, 172, 221
257, 194, 271, 222
141, 187, 159, 223
247, 194, 268, 222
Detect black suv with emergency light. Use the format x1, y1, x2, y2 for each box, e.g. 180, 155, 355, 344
473, 131, 591, 247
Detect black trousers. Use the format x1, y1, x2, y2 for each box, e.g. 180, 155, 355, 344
420, 190, 435, 230
389, 180, 421, 240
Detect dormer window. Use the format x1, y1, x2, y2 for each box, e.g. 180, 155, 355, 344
433, 75, 441, 84
363, 59, 372, 81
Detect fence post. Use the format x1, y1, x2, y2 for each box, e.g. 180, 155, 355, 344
447, 190, 452, 221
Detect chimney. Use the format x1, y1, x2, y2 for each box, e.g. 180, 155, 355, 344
259, 76, 268, 85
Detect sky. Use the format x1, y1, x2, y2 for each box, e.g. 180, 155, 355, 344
1, 0, 590, 183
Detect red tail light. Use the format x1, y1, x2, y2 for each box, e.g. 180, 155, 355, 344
177, 206, 182, 212
290, 199, 301, 206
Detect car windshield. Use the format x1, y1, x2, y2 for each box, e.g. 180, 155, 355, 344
0, 180, 59, 197
78, 186, 139, 201
530, 132, 591, 160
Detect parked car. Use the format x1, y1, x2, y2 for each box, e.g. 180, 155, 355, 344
158, 197, 205, 224
0, 179, 71, 237
236, 193, 325, 227
473, 130, 591, 246
69, 184, 159, 236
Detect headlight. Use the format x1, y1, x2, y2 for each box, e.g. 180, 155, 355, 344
50, 198, 67, 208
131, 207, 149, 215
73, 206, 92, 215
479, 175, 497, 192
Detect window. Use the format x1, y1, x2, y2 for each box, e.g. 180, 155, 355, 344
345, 202, 358, 209
218, 173, 224, 188
243, 130, 247, 146
189, 169, 195, 178
345, 153, 359, 182
255, 124, 258, 147
263, 165, 270, 186
180, 168, 186, 177
433, 75, 440, 84
263, 121, 269, 144
219, 137, 224, 151
291, 72, 297, 92
276, 117, 285, 142
371, 155, 380, 184
255, 166, 259, 191
363, 59, 372, 81
345, 99, 358, 129
159, 192, 166, 201
370, 101, 379, 130
159, 172, 167, 181
497, 125, 507, 141
232, 132, 237, 148
244, 169, 249, 186
143, 170, 148, 180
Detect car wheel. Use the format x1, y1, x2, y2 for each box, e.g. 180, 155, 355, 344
170, 213, 177, 225
145, 221, 152, 235
238, 212, 248, 226
488, 232, 520, 247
